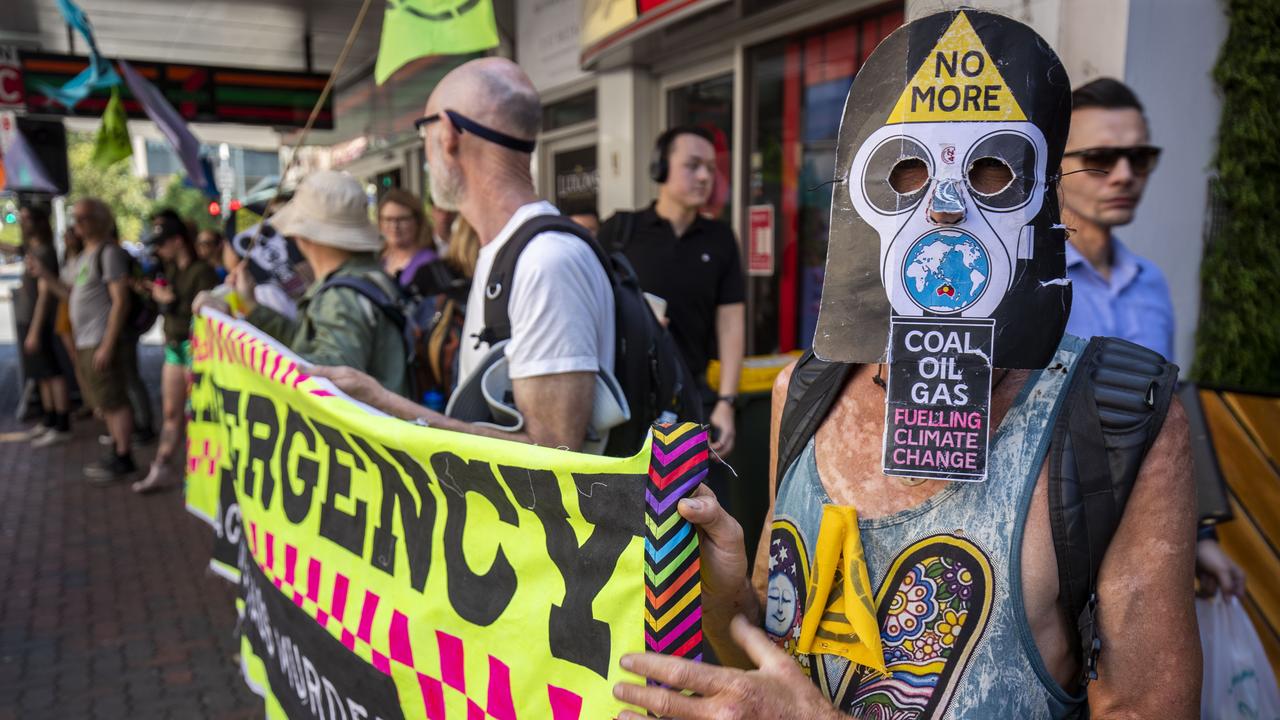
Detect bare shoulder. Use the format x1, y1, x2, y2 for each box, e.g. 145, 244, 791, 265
772, 360, 797, 411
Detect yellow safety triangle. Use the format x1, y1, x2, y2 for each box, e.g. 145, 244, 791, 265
886, 11, 1026, 124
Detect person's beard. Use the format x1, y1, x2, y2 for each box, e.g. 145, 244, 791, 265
427, 134, 463, 211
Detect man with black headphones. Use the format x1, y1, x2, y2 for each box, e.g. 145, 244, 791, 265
599, 126, 746, 463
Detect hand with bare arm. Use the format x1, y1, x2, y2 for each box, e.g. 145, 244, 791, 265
613, 615, 842, 720
309, 365, 598, 452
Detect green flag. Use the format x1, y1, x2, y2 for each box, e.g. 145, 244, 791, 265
92, 86, 132, 168
374, 0, 499, 85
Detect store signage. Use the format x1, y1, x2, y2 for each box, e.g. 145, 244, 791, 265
553, 145, 599, 215
747, 204, 775, 276
0, 47, 24, 110
17, 51, 332, 129
520, 0, 589, 91
581, 0, 731, 65
581, 0, 639, 49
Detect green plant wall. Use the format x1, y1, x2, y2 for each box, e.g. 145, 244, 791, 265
1193, 0, 1280, 392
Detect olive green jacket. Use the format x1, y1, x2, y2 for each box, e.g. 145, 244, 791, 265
248, 254, 409, 398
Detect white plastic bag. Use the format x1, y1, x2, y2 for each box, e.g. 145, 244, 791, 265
1197, 593, 1280, 720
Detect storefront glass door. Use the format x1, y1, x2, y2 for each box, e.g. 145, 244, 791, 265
745, 5, 903, 354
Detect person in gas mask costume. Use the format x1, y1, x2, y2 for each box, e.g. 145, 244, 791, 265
611, 10, 1199, 720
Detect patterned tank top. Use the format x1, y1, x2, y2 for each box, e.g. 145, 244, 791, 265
766, 336, 1088, 719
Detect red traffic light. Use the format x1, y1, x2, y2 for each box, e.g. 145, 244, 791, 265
208, 201, 221, 216
229, 199, 242, 212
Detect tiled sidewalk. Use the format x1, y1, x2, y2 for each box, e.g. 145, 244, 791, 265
0, 382, 262, 717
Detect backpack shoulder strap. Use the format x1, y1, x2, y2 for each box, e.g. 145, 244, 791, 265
319, 275, 406, 331
478, 214, 610, 347
598, 211, 637, 254
1048, 336, 1178, 686
774, 350, 858, 493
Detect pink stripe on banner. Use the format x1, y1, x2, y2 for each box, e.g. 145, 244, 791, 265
548, 686, 583, 720
372, 649, 390, 675
419, 674, 445, 720
269, 354, 282, 382
331, 574, 350, 622
340, 629, 355, 650
357, 591, 380, 643
258, 343, 269, 373
284, 544, 298, 586
437, 631, 465, 693
264, 532, 275, 569
389, 610, 414, 665
306, 559, 321, 602
293, 371, 309, 388
310, 390, 334, 397
467, 700, 484, 720
283, 361, 297, 386
316, 609, 329, 627
486, 656, 516, 720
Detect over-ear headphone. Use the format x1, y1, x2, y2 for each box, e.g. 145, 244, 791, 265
649, 125, 717, 184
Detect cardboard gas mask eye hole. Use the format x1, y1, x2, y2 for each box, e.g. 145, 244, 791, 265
967, 157, 1014, 196
964, 131, 1039, 210
861, 136, 933, 215
889, 158, 930, 195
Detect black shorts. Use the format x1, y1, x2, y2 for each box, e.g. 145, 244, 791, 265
17, 321, 63, 382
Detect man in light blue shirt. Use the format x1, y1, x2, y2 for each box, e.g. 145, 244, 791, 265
1059, 78, 1175, 361
1064, 238, 1174, 360
1061, 78, 1244, 599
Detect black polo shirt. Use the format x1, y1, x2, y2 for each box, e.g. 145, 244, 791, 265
601, 204, 745, 391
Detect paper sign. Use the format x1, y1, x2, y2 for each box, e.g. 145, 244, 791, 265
747, 204, 775, 276
883, 316, 995, 481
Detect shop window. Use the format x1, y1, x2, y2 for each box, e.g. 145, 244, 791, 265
667, 74, 734, 223
543, 90, 597, 132
745, 5, 902, 354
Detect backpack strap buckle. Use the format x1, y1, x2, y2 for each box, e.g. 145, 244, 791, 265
1078, 591, 1101, 686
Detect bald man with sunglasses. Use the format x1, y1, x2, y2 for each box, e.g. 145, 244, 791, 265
1059, 78, 1172, 360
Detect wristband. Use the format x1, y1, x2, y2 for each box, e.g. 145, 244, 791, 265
717, 395, 738, 407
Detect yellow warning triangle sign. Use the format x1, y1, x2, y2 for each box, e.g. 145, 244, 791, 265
886, 12, 1026, 124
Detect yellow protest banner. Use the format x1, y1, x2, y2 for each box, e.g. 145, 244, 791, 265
185, 311, 705, 719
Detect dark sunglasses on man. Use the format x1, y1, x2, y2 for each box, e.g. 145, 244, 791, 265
1062, 145, 1162, 176
414, 109, 536, 154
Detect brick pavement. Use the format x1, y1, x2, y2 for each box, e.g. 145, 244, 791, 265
0, 347, 263, 719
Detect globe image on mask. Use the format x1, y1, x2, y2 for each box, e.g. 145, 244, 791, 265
901, 230, 991, 313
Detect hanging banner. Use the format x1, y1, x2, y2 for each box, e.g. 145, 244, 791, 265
185, 311, 705, 719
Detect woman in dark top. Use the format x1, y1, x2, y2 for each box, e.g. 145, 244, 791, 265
133, 210, 220, 493
16, 206, 73, 446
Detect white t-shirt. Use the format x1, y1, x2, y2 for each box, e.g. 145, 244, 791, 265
459, 201, 615, 383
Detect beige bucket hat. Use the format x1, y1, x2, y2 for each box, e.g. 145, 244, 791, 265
269, 170, 382, 252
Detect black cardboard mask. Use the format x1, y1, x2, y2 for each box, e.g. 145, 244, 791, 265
813, 9, 1072, 369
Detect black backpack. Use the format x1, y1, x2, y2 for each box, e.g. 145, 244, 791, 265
774, 336, 1178, 695
477, 215, 704, 457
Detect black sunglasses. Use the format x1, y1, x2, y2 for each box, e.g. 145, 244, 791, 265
1063, 145, 1162, 176
414, 109, 536, 154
